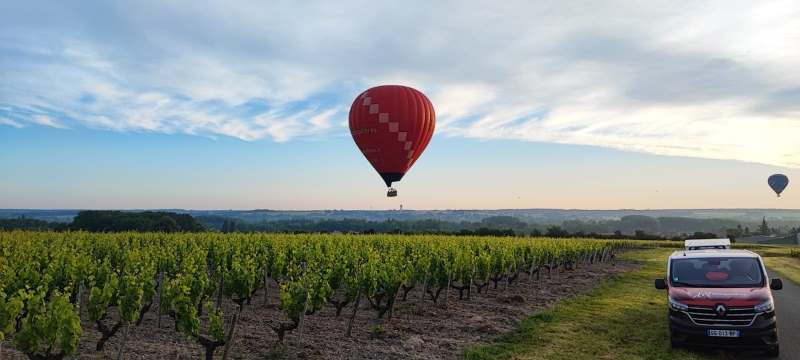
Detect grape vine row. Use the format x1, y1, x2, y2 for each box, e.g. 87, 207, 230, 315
0, 231, 637, 359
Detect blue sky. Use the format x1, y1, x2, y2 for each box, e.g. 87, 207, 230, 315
1, 1, 799, 209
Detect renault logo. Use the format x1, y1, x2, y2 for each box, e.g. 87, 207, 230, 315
715, 304, 727, 317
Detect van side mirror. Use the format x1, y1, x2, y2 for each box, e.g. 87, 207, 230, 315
770, 278, 783, 291
654, 278, 667, 290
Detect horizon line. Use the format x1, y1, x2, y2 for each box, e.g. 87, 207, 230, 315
2, 207, 800, 212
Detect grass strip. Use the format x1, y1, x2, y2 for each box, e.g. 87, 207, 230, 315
763, 256, 800, 285
463, 248, 708, 360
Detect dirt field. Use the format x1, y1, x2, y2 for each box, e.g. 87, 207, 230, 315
2, 259, 639, 360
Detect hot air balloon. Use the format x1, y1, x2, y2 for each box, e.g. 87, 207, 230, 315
768, 174, 789, 197
349, 85, 435, 197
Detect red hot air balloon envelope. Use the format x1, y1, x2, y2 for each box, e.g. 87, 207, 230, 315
349, 85, 436, 197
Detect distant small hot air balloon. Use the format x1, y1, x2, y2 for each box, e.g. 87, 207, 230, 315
768, 174, 789, 197
349, 85, 436, 197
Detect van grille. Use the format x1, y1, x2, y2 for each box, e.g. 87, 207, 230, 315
686, 305, 758, 327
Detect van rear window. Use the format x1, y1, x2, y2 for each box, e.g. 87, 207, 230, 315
670, 257, 764, 288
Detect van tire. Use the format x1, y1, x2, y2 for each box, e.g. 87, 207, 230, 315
668, 328, 680, 349
669, 335, 679, 349
765, 345, 779, 358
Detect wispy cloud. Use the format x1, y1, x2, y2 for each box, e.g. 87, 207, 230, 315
1, 0, 799, 167
30, 115, 68, 129
0, 118, 23, 128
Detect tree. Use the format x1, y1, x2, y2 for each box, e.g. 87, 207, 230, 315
155, 216, 179, 233
545, 226, 569, 238
726, 226, 744, 239
70, 211, 204, 232
758, 218, 770, 235
0, 217, 65, 231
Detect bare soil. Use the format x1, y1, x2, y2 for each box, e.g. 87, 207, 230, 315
2, 259, 639, 360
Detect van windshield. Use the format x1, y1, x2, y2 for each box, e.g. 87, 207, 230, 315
670, 257, 764, 288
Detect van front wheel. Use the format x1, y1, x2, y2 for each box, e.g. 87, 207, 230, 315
668, 327, 681, 349
765, 345, 779, 358
669, 334, 680, 349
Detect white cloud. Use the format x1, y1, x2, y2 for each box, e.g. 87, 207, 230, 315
30, 115, 68, 129
0, 118, 23, 128
432, 84, 497, 131
1, 0, 799, 167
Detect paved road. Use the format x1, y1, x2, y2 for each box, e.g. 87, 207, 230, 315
727, 271, 798, 359
768, 271, 799, 360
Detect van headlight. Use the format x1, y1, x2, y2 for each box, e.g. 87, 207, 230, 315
669, 297, 689, 312
755, 299, 774, 313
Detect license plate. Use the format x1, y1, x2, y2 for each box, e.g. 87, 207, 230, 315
707, 329, 740, 337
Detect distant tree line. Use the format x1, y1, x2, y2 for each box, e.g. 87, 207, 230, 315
723, 218, 796, 240
0, 216, 68, 231
205, 215, 532, 235
201, 215, 728, 241
0, 211, 204, 232
559, 215, 742, 236
70, 211, 205, 232
3, 211, 790, 241
205, 214, 800, 238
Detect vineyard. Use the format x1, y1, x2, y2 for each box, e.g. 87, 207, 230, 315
0, 231, 637, 359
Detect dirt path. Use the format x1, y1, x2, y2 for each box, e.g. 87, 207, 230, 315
1, 259, 638, 359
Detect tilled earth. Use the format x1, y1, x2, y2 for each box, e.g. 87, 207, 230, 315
2, 259, 639, 360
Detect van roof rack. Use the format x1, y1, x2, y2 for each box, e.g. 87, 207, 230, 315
684, 238, 731, 251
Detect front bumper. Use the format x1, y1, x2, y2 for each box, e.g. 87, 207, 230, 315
669, 309, 778, 349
